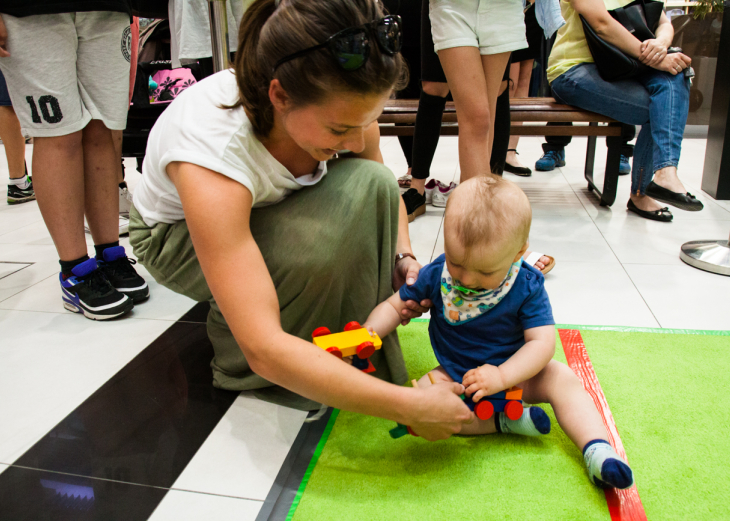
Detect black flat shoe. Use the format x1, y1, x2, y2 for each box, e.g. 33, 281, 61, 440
645, 181, 704, 211
504, 149, 532, 176
627, 199, 673, 222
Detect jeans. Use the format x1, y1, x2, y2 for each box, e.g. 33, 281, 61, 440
551, 63, 690, 195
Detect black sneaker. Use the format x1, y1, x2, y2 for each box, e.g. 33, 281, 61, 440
97, 246, 150, 303
60, 258, 134, 320
402, 188, 426, 223
7, 175, 35, 205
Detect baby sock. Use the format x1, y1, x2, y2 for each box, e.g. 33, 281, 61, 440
496, 406, 551, 436
583, 439, 634, 489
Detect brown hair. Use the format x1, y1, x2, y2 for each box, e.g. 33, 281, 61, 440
445, 175, 532, 256
232, 0, 408, 137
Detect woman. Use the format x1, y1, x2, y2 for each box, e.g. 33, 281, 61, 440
129, 0, 473, 440
547, 0, 703, 221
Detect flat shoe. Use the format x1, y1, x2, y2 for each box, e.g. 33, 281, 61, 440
645, 181, 704, 211
627, 199, 673, 222
504, 162, 532, 177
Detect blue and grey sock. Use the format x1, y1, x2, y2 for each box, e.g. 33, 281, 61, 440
496, 406, 551, 436
8, 175, 31, 190
583, 439, 634, 489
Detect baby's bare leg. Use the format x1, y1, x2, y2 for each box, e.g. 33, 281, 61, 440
419, 367, 497, 435
521, 360, 607, 449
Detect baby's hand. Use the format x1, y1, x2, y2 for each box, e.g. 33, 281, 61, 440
462, 364, 507, 402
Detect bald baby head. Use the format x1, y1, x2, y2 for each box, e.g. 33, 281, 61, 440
445, 175, 532, 260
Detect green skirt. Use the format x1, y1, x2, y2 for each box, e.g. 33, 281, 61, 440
129, 158, 408, 409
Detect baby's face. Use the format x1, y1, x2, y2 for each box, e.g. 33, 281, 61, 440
444, 233, 523, 291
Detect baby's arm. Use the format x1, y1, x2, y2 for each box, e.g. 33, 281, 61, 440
463, 325, 555, 402
364, 293, 410, 339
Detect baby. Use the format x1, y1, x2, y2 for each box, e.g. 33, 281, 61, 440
365, 175, 634, 490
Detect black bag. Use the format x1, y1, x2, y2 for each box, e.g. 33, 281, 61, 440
580, 0, 665, 81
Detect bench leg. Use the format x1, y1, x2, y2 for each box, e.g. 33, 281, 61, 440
584, 123, 598, 184
585, 123, 630, 207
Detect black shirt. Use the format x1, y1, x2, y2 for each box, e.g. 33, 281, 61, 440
0, 0, 131, 18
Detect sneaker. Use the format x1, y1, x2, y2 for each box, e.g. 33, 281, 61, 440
7, 175, 35, 205
402, 188, 426, 223
119, 182, 133, 216
535, 150, 566, 171
432, 182, 456, 208
60, 257, 134, 320
97, 245, 149, 303
619, 155, 631, 175
84, 215, 129, 236
424, 179, 438, 205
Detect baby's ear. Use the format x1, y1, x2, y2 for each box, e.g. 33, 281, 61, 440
513, 241, 529, 262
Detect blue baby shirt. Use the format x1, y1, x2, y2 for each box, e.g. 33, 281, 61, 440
399, 254, 555, 383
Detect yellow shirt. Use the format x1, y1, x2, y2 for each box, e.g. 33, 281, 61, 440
546, 0, 633, 84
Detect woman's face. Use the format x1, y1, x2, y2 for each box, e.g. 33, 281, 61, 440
276, 88, 392, 162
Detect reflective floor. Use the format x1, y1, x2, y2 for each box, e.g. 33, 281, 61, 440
1, 135, 729, 520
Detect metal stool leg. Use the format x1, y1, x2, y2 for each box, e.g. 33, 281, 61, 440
208, 0, 230, 74
680, 230, 730, 276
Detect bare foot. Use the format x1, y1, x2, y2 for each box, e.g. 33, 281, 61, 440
630, 193, 666, 212
524, 251, 549, 271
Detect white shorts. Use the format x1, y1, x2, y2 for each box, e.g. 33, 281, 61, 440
429, 0, 528, 55
0, 12, 131, 137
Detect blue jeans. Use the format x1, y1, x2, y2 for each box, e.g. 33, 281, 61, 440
551, 63, 690, 195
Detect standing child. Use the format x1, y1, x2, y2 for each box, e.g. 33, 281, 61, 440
365, 175, 634, 490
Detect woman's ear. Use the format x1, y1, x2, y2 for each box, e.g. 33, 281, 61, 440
269, 79, 291, 113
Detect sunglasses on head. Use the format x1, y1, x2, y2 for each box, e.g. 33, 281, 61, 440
272, 15, 403, 74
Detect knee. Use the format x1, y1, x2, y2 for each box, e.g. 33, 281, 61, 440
82, 119, 114, 148
422, 81, 449, 98
459, 105, 491, 134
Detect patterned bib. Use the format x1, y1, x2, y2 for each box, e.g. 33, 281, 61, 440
440, 261, 521, 325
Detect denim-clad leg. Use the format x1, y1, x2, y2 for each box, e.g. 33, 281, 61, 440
551, 63, 689, 195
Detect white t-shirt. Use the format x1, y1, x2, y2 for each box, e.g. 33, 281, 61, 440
133, 70, 328, 227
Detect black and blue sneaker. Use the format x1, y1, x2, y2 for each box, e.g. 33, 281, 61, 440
535, 150, 566, 171
619, 155, 631, 175
60, 258, 134, 320
97, 246, 149, 303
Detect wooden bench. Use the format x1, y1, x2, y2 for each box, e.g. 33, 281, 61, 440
378, 97, 635, 207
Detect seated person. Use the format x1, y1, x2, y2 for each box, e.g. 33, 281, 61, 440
365, 175, 634, 489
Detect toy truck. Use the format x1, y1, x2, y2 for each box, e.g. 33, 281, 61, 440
311, 321, 382, 373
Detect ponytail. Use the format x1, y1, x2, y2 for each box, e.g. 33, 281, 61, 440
229, 0, 408, 138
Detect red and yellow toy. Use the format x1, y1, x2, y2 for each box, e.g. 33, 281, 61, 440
312, 321, 382, 373
473, 387, 523, 421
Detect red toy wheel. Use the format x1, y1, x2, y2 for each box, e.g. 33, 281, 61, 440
326, 347, 343, 359
356, 341, 375, 359
474, 400, 494, 420
344, 321, 362, 331
505, 400, 523, 420
312, 327, 331, 338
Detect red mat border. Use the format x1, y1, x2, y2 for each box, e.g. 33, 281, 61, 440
558, 329, 647, 521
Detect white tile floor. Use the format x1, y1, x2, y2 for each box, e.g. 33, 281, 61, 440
1, 135, 729, 519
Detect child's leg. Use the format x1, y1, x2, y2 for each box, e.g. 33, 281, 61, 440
32, 133, 88, 261
82, 120, 121, 246
0, 105, 26, 179
523, 360, 634, 489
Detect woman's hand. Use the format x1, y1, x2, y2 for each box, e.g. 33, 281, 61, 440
392, 255, 432, 325
639, 39, 667, 67
656, 52, 691, 75
406, 382, 475, 441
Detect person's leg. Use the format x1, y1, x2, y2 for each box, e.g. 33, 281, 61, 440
490, 79, 511, 176
437, 47, 509, 182
551, 64, 668, 213
522, 360, 633, 489
0, 106, 25, 179
505, 59, 533, 170
83, 120, 120, 246
410, 80, 449, 196
32, 133, 87, 261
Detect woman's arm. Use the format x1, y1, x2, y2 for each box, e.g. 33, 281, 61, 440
570, 0, 690, 73
168, 161, 472, 439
